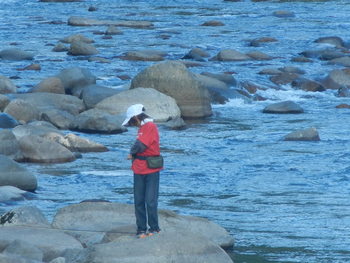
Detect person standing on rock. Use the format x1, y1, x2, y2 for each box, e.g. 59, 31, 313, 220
122, 104, 163, 238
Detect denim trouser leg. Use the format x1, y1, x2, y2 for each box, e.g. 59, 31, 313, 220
134, 172, 160, 233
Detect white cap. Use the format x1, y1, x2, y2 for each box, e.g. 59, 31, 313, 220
122, 104, 145, 126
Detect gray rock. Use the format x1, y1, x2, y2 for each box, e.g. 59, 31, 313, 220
32, 77, 65, 94
0, 129, 23, 160
200, 72, 237, 86
201, 20, 225, 26
82, 231, 233, 263
322, 69, 350, 90
130, 61, 212, 118
0, 253, 39, 263
12, 92, 85, 116
4, 99, 41, 123
0, 48, 34, 61
60, 34, 94, 44
211, 49, 250, 61
0, 206, 50, 227
56, 67, 96, 96
263, 101, 304, 114
163, 117, 186, 130
0, 226, 83, 262
96, 87, 181, 122
0, 155, 37, 191
52, 43, 69, 52
328, 56, 350, 67
284, 127, 320, 141
183, 48, 210, 61
68, 41, 99, 56
291, 78, 326, 92
314, 36, 345, 48
0, 186, 27, 202
121, 50, 166, 61
0, 94, 10, 110
49, 257, 66, 263
246, 51, 273, 60
70, 109, 127, 134
269, 73, 299, 85
105, 25, 122, 35
61, 133, 108, 152
301, 49, 345, 60
81, 84, 122, 109
272, 10, 295, 18
2, 240, 44, 261
67, 16, 153, 29
17, 135, 76, 163
41, 109, 75, 129
0, 76, 17, 94
0, 113, 19, 129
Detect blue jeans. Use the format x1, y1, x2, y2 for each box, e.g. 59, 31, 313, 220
133, 171, 160, 233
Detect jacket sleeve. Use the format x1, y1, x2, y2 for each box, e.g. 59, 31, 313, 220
130, 139, 147, 155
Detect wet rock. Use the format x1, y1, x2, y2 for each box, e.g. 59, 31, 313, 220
322, 69, 350, 90
105, 25, 122, 35
61, 133, 108, 152
163, 117, 186, 130
279, 66, 305, 75
4, 99, 41, 123
337, 86, 350, 97
183, 47, 210, 61
0, 113, 19, 129
0, 186, 27, 202
201, 20, 225, 26
314, 36, 345, 48
263, 100, 304, 114
70, 109, 126, 134
60, 34, 94, 44
283, 127, 320, 141
291, 55, 313, 63
0, 129, 23, 160
88, 6, 98, 12
120, 50, 166, 61
336, 103, 350, 109
246, 51, 273, 60
0, 75, 17, 94
17, 63, 41, 71
272, 10, 295, 18
96, 87, 181, 122
0, 155, 37, 191
130, 61, 212, 118
258, 68, 283, 75
0, 225, 83, 262
269, 72, 299, 85
211, 49, 250, 61
88, 57, 111, 63
52, 43, 69, 52
2, 239, 44, 262
67, 16, 153, 28
301, 49, 345, 60
201, 72, 237, 86
32, 77, 65, 94
0, 206, 50, 227
68, 41, 99, 56
248, 37, 278, 47
291, 77, 326, 92
328, 56, 350, 67
18, 135, 76, 163
0, 48, 34, 61
0, 94, 10, 110
81, 84, 122, 109
241, 81, 259, 94
56, 67, 96, 96
41, 108, 75, 129
12, 92, 85, 116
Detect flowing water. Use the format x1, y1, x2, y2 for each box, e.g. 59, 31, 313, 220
1, 0, 350, 262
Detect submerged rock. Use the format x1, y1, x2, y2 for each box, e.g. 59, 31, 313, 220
263, 101, 304, 114
283, 127, 320, 141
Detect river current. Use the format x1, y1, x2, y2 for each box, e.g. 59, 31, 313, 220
1, 0, 350, 262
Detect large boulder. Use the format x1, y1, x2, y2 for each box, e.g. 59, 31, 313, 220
11, 92, 85, 116
130, 61, 212, 118
56, 67, 96, 96
51, 201, 234, 250
41, 108, 75, 129
0, 226, 83, 262
263, 101, 304, 114
0, 186, 27, 202
1, 239, 44, 262
0, 129, 23, 160
0, 48, 34, 61
0, 76, 17, 94
4, 99, 41, 123
96, 87, 181, 122
283, 127, 320, 141
0, 206, 50, 227
70, 109, 127, 134
0, 155, 37, 191
80, 231, 233, 263
81, 84, 122, 109
322, 69, 350, 90
17, 135, 76, 163
68, 41, 99, 56
32, 77, 65, 94
0, 94, 10, 110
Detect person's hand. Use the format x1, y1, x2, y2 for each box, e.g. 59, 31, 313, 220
127, 154, 133, 160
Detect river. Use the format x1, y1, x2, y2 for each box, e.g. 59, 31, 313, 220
1, 0, 350, 262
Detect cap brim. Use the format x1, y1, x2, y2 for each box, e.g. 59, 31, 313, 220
122, 117, 132, 126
